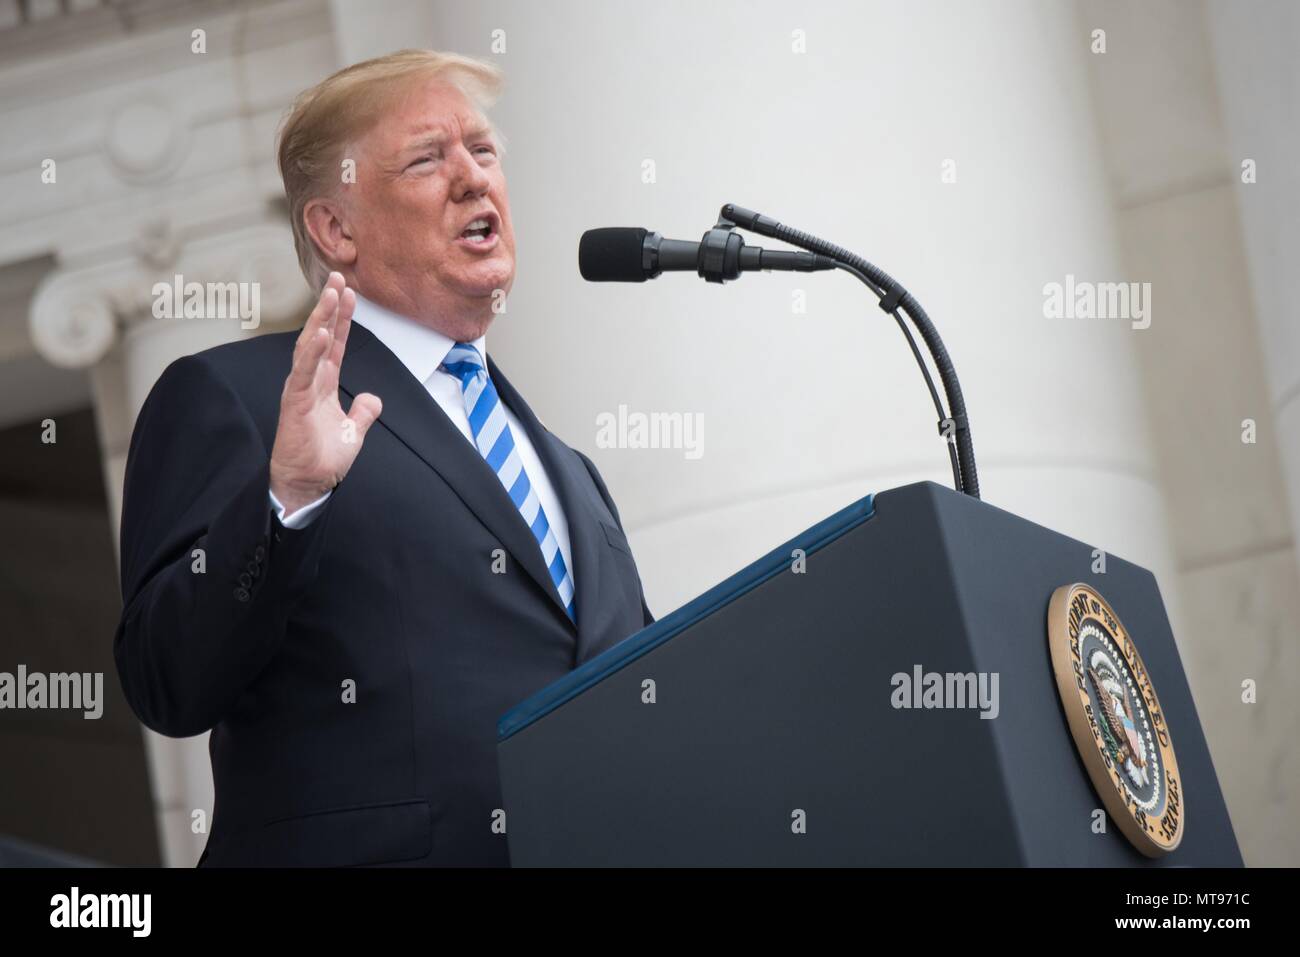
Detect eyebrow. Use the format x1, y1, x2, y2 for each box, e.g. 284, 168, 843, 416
403, 124, 496, 152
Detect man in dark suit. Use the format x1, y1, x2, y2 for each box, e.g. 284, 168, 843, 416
113, 51, 653, 866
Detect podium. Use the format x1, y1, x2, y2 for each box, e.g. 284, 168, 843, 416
497, 482, 1242, 866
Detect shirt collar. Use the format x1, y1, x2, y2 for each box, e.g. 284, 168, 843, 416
350, 291, 488, 383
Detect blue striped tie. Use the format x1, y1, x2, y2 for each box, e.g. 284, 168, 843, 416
441, 343, 576, 622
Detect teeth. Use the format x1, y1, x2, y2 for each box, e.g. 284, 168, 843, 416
460, 217, 493, 242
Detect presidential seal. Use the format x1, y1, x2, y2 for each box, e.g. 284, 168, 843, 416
1047, 583, 1183, 856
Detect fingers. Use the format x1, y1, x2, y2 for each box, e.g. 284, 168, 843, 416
330, 285, 357, 368
287, 288, 335, 394
286, 322, 331, 395
288, 273, 345, 395
298, 272, 344, 349
323, 276, 348, 341
347, 392, 383, 437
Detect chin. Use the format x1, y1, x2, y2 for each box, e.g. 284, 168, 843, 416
458, 267, 515, 299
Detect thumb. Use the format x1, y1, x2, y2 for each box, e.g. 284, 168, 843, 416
347, 392, 383, 438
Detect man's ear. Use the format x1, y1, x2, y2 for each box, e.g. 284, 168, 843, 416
303, 196, 357, 269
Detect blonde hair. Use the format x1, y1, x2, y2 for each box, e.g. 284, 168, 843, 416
277, 50, 506, 290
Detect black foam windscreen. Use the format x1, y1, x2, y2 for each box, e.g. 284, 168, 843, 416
578, 227, 649, 282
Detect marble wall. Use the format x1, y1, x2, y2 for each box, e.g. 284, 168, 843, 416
1082, 0, 1300, 865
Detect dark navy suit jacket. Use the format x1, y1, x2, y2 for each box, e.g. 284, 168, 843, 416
113, 320, 653, 866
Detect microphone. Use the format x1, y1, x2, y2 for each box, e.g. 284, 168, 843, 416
579, 226, 839, 283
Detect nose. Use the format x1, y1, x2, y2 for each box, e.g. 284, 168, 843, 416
449, 142, 491, 201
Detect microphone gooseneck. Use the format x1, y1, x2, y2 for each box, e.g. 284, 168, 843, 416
718, 204, 978, 499
577, 207, 980, 499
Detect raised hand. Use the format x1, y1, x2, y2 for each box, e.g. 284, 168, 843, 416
269, 272, 382, 516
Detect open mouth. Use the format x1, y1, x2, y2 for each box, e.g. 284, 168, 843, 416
458, 213, 499, 245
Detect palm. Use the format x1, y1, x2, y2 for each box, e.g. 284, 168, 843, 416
270, 274, 382, 513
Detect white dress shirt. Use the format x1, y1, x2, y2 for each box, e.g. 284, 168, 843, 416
268, 293, 573, 579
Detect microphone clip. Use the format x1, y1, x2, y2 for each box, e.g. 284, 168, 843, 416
696, 226, 746, 284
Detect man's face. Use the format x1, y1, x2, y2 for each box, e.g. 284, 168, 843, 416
346, 76, 515, 339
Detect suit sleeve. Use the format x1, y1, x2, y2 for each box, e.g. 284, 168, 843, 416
114, 354, 331, 737
574, 449, 654, 627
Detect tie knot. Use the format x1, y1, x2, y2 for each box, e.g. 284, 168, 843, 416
442, 342, 485, 383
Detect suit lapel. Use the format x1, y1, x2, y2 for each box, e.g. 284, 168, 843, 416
338, 322, 572, 626
488, 355, 610, 663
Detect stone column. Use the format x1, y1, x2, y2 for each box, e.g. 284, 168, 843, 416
1205, 1, 1300, 563
29, 221, 311, 867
